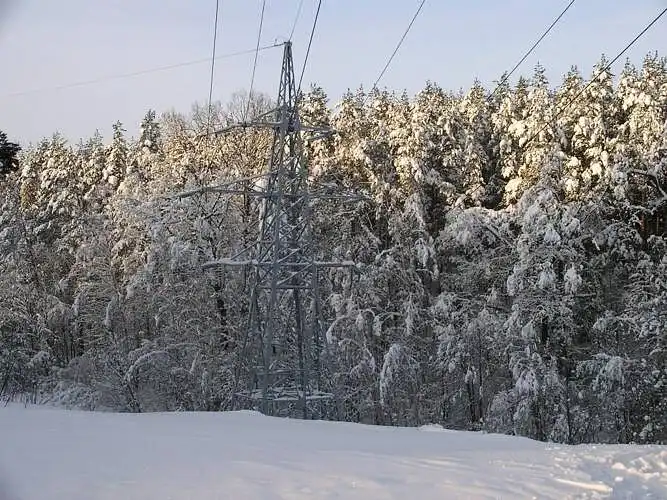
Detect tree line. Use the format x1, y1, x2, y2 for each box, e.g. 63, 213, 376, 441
0, 53, 666, 444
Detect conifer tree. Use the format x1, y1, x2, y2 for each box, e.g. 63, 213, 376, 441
0, 131, 20, 178
103, 121, 128, 190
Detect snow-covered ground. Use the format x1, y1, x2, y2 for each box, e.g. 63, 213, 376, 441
0, 404, 665, 499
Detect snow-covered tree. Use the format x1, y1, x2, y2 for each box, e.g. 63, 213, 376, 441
103, 121, 128, 190
3, 54, 667, 445
489, 152, 589, 441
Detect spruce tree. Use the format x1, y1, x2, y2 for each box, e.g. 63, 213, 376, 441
0, 131, 20, 178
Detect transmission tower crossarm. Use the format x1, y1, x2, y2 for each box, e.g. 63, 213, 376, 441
203, 258, 358, 269
169, 172, 271, 199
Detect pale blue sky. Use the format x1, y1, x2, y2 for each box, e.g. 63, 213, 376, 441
0, 1, 665, 145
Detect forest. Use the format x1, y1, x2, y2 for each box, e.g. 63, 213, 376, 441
0, 53, 665, 445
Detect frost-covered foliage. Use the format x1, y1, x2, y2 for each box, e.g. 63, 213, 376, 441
2, 55, 667, 444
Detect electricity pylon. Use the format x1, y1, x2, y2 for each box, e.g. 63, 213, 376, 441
200, 41, 357, 417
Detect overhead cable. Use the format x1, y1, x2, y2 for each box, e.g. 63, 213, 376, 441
296, 0, 323, 97
522, 6, 667, 149
371, 0, 427, 91
245, 0, 267, 121
206, 0, 223, 135
0, 44, 282, 100
289, 0, 305, 41
488, 0, 577, 101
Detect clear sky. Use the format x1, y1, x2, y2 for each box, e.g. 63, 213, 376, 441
0, 0, 665, 145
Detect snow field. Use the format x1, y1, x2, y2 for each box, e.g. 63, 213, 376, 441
0, 404, 665, 499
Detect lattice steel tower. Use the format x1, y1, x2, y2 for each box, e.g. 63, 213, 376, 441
204, 41, 355, 417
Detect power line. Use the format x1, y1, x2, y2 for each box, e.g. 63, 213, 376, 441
206, 0, 222, 135
488, 0, 576, 101
522, 6, 667, 150
289, 0, 305, 41
246, 0, 267, 121
296, 0, 323, 97
371, 0, 427, 91
0, 45, 282, 100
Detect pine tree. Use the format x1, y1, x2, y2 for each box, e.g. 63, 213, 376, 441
0, 131, 20, 179
301, 86, 335, 179
79, 131, 107, 210
490, 152, 588, 441
503, 65, 558, 204
103, 121, 128, 190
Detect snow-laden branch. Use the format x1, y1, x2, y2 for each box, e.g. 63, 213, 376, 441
125, 350, 170, 382
628, 168, 667, 200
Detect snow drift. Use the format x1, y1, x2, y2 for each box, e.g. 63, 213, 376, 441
0, 404, 665, 499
